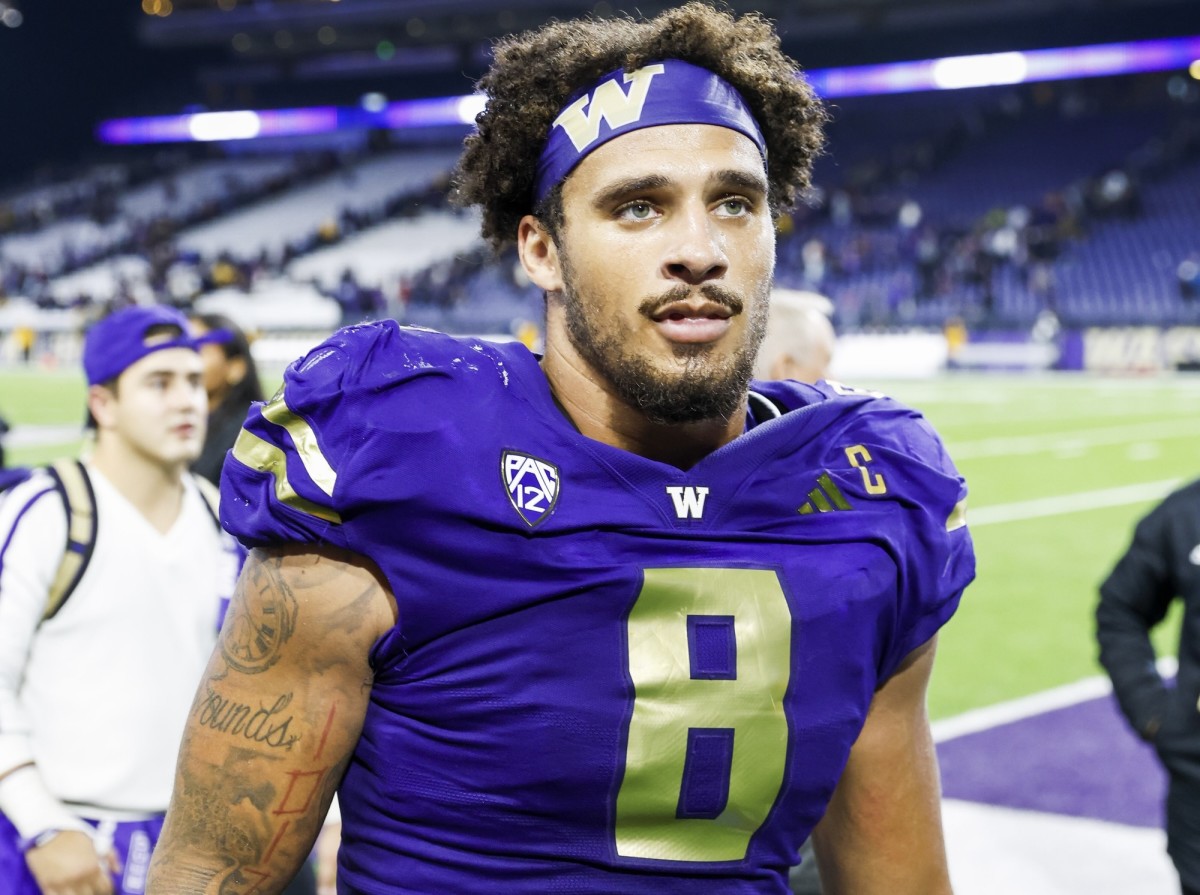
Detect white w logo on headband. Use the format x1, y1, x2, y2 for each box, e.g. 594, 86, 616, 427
551, 64, 666, 152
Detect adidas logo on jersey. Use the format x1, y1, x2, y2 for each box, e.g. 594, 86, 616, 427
502, 450, 560, 528
666, 485, 709, 520
797, 473, 852, 515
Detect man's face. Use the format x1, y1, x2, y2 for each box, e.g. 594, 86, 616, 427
548, 123, 775, 424
97, 348, 207, 467
197, 340, 228, 401
191, 322, 245, 408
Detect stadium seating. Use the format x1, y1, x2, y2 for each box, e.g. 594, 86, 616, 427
1, 72, 1197, 338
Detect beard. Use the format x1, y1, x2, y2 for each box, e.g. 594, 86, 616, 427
558, 259, 769, 425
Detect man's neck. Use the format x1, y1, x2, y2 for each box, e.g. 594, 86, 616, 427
90, 440, 188, 534
540, 343, 746, 470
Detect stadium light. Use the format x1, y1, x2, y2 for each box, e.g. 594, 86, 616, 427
805, 34, 1200, 97
360, 92, 388, 113
931, 52, 1028, 90
99, 106, 341, 144
96, 33, 1200, 145
455, 94, 488, 125
188, 111, 261, 141
0, 1, 22, 28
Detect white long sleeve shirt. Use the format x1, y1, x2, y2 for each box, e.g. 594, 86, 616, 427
0, 463, 240, 830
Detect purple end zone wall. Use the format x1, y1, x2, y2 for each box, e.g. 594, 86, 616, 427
949, 326, 1200, 373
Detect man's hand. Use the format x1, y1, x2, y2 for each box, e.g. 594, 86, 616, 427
26, 830, 121, 895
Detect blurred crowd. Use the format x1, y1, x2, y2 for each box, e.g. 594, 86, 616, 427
0, 73, 1197, 337
772, 77, 1200, 330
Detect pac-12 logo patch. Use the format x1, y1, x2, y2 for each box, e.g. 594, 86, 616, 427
501, 450, 560, 528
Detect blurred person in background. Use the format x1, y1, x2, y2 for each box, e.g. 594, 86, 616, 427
188, 313, 265, 488
0, 306, 241, 895
1179, 253, 1200, 301
15, 326, 35, 365
757, 286, 837, 895
755, 288, 836, 385
185, 315, 329, 894
1097, 480, 1200, 895
753, 285, 837, 895
148, 4, 973, 893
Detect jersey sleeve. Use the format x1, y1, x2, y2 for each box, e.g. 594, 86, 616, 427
221, 320, 497, 554
822, 386, 976, 681
221, 321, 412, 552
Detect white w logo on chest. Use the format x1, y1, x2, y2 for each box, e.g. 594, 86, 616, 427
665, 485, 709, 520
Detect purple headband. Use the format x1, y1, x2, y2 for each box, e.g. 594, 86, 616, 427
533, 59, 767, 205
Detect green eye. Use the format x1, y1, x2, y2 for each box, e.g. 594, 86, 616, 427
625, 202, 653, 219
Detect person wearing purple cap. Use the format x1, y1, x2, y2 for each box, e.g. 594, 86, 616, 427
0, 306, 243, 895
187, 313, 266, 488
149, 5, 973, 895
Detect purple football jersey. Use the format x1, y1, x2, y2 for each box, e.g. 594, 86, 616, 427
222, 321, 975, 894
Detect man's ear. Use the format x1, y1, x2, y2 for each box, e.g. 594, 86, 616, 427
87, 384, 117, 430
517, 215, 564, 293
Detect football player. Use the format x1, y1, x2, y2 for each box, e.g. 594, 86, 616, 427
147, 5, 974, 894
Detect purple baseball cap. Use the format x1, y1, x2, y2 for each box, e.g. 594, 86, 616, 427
82, 305, 203, 386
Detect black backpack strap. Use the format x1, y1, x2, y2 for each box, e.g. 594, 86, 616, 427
41, 459, 96, 623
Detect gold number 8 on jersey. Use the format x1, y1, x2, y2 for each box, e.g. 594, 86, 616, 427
614, 566, 792, 862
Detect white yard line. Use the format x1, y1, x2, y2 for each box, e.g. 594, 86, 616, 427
932, 657, 1177, 742
967, 479, 1183, 526
932, 677, 1113, 742
948, 418, 1200, 459
3, 424, 84, 448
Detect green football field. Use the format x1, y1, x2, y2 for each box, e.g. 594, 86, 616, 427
2, 365, 1193, 720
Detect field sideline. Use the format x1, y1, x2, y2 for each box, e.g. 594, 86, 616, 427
2, 365, 1193, 720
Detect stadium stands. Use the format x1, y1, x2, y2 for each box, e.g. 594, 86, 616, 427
175, 149, 457, 260
0, 71, 1196, 343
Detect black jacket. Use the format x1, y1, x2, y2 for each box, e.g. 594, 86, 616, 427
192, 399, 253, 488
1098, 478, 1200, 784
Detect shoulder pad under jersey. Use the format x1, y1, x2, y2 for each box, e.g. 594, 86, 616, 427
220, 321, 508, 549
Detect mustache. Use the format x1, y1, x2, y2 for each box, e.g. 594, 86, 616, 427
637, 284, 745, 319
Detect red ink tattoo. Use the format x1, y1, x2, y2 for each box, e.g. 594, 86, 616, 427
239, 867, 273, 895
314, 704, 337, 760
272, 768, 328, 816
261, 819, 291, 864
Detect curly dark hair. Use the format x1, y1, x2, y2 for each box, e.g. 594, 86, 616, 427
452, 1, 827, 252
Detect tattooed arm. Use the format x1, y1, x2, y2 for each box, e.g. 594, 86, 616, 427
146, 544, 397, 895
